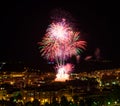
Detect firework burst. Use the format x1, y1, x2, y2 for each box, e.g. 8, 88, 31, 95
55, 63, 74, 81
38, 13, 87, 82
38, 20, 86, 62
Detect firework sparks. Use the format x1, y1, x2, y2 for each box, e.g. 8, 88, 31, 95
38, 12, 87, 82
38, 21, 86, 63
47, 20, 72, 41
55, 63, 73, 82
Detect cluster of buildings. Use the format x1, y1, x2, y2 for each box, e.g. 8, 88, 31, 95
0, 61, 120, 105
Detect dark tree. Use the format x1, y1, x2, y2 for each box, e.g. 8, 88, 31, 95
60, 96, 69, 106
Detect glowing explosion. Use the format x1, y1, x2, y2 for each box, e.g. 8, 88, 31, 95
55, 63, 74, 81
38, 15, 86, 82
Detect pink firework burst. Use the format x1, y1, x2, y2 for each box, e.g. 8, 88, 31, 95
47, 19, 72, 41
38, 21, 86, 62
55, 63, 74, 82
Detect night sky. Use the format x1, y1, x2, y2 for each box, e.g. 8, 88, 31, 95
0, 0, 119, 64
